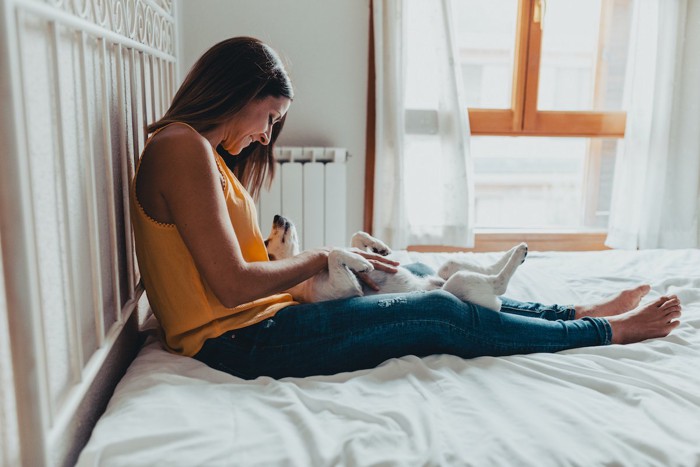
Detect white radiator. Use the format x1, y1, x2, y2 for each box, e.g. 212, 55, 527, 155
257, 146, 348, 250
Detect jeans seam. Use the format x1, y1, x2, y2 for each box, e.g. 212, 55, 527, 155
251, 318, 573, 353
253, 319, 471, 351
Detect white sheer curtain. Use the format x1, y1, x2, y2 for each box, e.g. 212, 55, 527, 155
606, 0, 700, 249
372, 0, 474, 249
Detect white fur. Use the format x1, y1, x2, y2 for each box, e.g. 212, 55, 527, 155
265, 215, 527, 311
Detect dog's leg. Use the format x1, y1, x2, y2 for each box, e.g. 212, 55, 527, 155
315, 249, 374, 301
350, 231, 392, 256
443, 273, 503, 311
490, 242, 528, 295
442, 243, 528, 311
438, 243, 528, 279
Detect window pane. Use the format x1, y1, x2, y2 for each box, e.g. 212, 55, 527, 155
472, 136, 618, 229
538, 0, 632, 111
452, 0, 519, 109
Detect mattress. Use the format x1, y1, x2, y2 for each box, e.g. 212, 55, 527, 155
76, 249, 700, 466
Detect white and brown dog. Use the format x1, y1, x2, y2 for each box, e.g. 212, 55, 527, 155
264, 215, 528, 311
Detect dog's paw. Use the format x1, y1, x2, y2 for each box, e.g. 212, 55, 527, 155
370, 242, 392, 256
330, 249, 374, 274
514, 242, 528, 264
345, 254, 374, 274
350, 232, 392, 256
437, 260, 459, 280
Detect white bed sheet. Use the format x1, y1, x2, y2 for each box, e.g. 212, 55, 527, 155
77, 249, 700, 467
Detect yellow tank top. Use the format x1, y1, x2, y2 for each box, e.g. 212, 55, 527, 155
130, 123, 295, 356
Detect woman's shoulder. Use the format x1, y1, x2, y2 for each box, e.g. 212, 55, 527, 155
147, 122, 211, 156
138, 122, 222, 193
142, 122, 219, 175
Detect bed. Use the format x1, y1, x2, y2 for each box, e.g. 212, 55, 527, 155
3, 1, 700, 466
76, 248, 700, 467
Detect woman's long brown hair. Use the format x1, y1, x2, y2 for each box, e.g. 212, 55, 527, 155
148, 37, 293, 199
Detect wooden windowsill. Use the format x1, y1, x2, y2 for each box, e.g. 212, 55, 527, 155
407, 230, 610, 253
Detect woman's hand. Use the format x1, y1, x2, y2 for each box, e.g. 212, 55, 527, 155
349, 248, 400, 291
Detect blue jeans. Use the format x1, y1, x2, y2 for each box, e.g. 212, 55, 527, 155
194, 286, 613, 380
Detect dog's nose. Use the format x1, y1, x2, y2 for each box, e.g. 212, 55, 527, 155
274, 214, 288, 228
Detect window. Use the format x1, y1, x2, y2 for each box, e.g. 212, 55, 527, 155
472, 136, 618, 229
454, 0, 633, 232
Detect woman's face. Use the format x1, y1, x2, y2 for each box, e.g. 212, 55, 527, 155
220, 95, 291, 155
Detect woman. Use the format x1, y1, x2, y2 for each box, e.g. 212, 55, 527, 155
132, 37, 681, 380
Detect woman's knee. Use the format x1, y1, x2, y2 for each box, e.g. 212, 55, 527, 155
407, 289, 473, 324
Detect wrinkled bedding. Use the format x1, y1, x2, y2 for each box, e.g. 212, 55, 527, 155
77, 249, 700, 466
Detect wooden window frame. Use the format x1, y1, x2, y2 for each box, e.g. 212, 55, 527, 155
469, 0, 626, 137
364, 0, 624, 251
408, 231, 609, 253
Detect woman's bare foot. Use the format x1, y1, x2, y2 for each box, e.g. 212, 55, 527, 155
575, 284, 651, 318
607, 296, 682, 344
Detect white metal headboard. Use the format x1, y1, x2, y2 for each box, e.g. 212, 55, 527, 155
0, 0, 176, 465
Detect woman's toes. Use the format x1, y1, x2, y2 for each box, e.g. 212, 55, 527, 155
660, 298, 681, 310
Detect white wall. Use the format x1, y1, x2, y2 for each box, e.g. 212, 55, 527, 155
177, 0, 370, 240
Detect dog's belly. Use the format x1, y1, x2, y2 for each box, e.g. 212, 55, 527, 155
363, 268, 445, 295
291, 266, 446, 303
